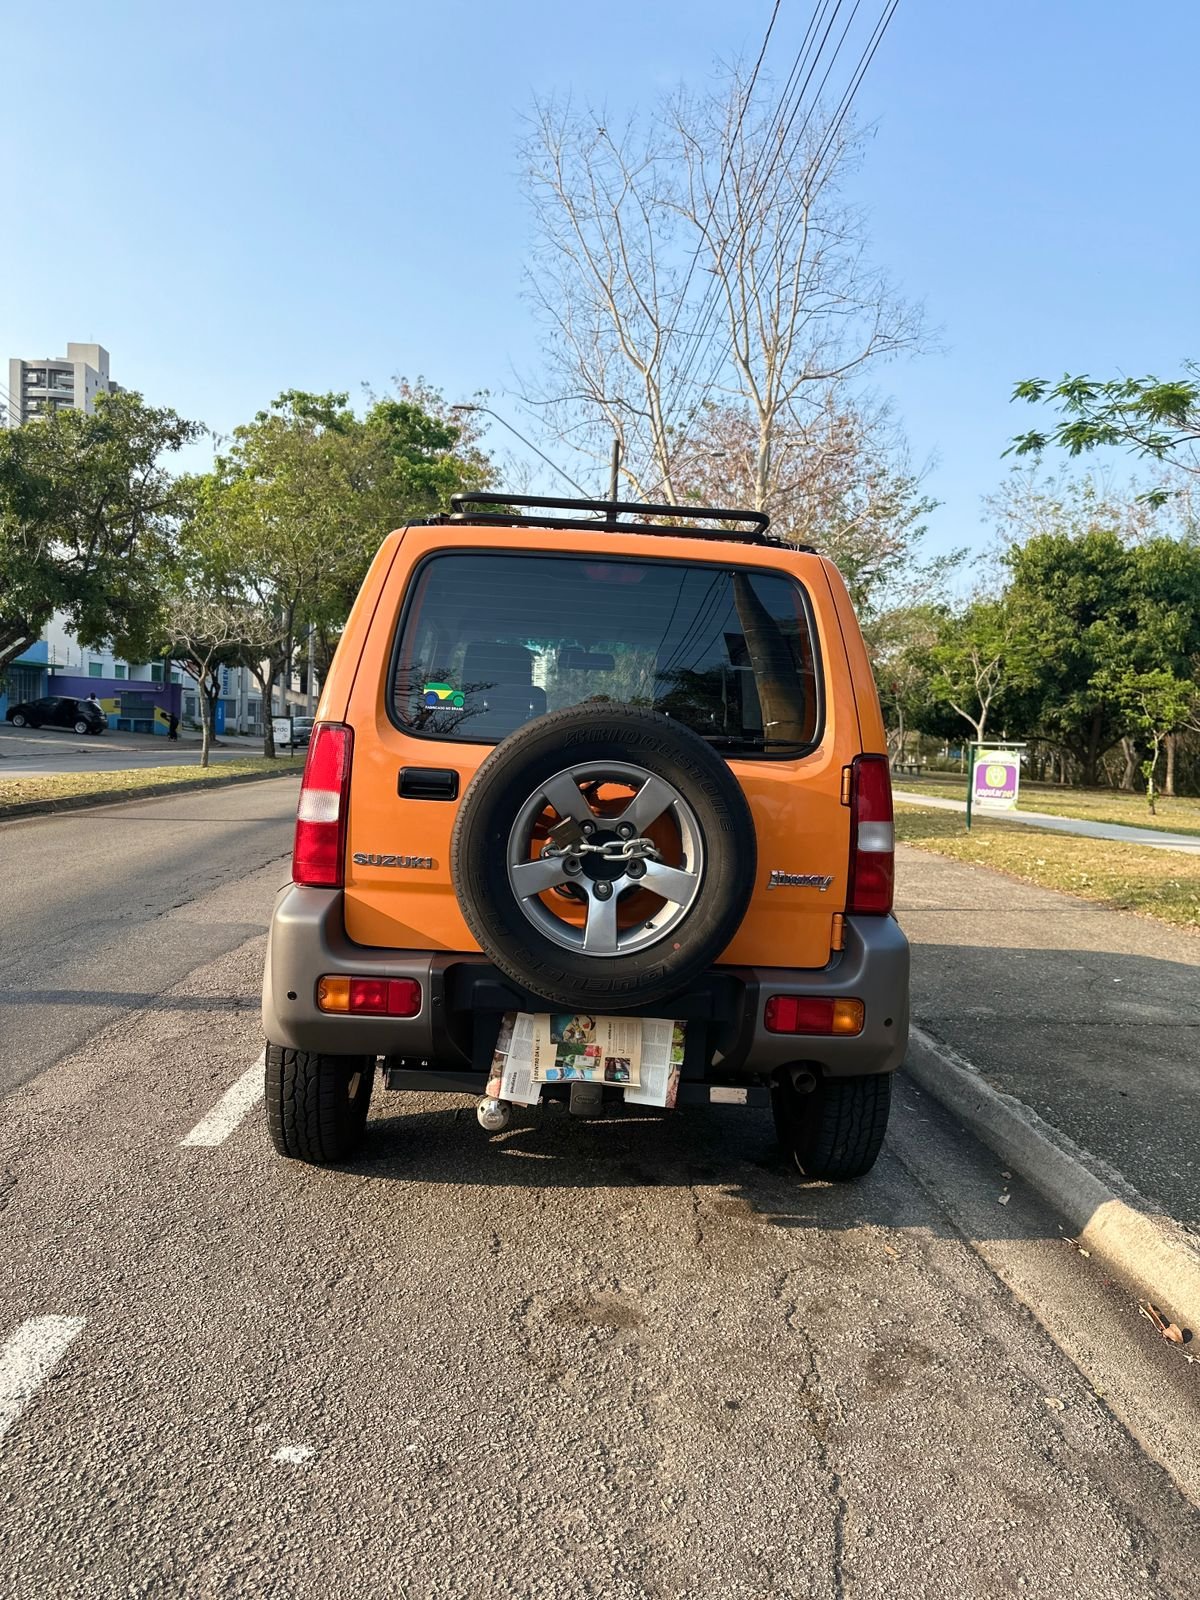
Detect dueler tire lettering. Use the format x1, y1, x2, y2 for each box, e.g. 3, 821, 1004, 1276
450, 705, 756, 1011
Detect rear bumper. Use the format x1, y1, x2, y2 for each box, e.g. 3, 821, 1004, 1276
262, 885, 909, 1083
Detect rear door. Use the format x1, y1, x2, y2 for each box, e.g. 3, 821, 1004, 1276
343, 533, 854, 970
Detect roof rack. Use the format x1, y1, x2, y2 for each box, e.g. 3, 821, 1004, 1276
446, 492, 772, 544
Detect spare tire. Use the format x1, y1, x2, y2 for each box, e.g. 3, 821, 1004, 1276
451, 705, 756, 1010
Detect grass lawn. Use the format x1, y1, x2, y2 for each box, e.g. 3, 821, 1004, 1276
895, 803, 1200, 932
0, 757, 299, 817
892, 769, 1200, 838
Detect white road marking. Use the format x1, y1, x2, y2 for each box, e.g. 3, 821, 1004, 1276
0, 1316, 86, 1443
273, 1444, 315, 1464
181, 1053, 265, 1147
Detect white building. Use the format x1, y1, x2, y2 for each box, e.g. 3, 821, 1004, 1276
5, 342, 120, 426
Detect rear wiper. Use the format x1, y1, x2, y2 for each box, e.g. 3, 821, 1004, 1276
701, 734, 802, 749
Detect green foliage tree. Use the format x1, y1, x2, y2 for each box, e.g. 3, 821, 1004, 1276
927, 600, 1011, 745
1009, 368, 1200, 506
868, 604, 945, 760
999, 526, 1140, 786
188, 384, 491, 756
1095, 667, 1199, 813
0, 392, 203, 676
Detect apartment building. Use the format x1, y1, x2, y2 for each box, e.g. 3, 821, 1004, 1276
5, 342, 120, 426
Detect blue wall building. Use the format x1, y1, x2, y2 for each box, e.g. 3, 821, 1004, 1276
0, 641, 50, 720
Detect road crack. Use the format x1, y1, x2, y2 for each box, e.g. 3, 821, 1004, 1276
772, 1268, 850, 1596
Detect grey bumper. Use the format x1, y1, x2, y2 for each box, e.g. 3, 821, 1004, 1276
262, 885, 909, 1081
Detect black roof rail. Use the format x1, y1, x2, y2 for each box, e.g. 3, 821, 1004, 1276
446, 492, 773, 545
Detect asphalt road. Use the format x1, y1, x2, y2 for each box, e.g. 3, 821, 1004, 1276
0, 779, 300, 1095
1, 789, 1198, 1598
0, 723, 295, 777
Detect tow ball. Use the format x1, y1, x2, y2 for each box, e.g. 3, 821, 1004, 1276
476, 1097, 512, 1133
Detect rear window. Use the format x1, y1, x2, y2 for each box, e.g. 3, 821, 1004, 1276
390, 551, 821, 756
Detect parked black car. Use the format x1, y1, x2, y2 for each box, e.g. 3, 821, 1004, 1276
286, 715, 315, 749
6, 696, 108, 735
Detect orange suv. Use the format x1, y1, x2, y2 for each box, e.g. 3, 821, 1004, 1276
262, 494, 909, 1178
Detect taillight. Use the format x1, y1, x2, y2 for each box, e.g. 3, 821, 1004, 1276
764, 996, 864, 1035
846, 754, 894, 914
293, 723, 353, 888
316, 975, 422, 1017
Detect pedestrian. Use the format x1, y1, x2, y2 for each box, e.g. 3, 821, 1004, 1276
167, 712, 180, 742
86, 691, 100, 710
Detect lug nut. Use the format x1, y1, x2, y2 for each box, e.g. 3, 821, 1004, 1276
594, 881, 613, 900
616, 822, 635, 839
581, 821, 596, 837
627, 860, 646, 879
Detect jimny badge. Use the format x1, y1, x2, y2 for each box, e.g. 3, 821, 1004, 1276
766, 870, 833, 891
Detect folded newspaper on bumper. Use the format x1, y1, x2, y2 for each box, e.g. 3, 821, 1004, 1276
486, 1014, 687, 1109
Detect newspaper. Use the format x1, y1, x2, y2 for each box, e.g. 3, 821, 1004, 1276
487, 1013, 687, 1109
623, 1018, 686, 1110
532, 1013, 643, 1087
485, 1012, 542, 1106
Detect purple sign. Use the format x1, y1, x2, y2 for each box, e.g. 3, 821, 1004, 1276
972, 751, 1020, 810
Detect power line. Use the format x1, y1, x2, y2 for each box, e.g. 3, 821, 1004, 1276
667, 0, 784, 357
664, 0, 903, 482
661, 0, 858, 432
656, 0, 857, 456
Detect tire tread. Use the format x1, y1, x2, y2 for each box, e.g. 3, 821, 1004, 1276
775, 1072, 891, 1181
265, 1044, 373, 1164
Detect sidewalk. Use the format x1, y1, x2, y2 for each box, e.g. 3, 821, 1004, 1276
894, 789, 1200, 854
895, 844, 1200, 1230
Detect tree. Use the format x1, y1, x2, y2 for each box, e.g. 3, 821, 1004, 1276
674, 396, 954, 615
1009, 367, 1200, 506
1097, 667, 1199, 813
928, 600, 1010, 744
165, 595, 278, 768
189, 386, 491, 755
0, 392, 202, 676
868, 604, 944, 760
522, 70, 921, 504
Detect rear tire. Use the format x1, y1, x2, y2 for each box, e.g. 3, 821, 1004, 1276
11, 712, 27, 728
772, 1072, 891, 1181
265, 1045, 374, 1164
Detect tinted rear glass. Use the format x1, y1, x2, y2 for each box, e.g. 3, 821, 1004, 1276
390, 552, 820, 756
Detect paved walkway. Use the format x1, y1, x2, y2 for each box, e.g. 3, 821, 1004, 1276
894, 789, 1200, 854
896, 844, 1200, 1228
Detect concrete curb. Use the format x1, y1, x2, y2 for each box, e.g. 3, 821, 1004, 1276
0, 765, 300, 824
904, 1024, 1200, 1334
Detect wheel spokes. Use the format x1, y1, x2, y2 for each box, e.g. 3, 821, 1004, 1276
511, 857, 573, 900
581, 888, 619, 954
615, 775, 675, 835
541, 772, 596, 826
640, 860, 700, 906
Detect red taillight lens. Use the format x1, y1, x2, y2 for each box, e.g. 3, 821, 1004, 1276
764, 996, 865, 1035
348, 977, 422, 1016
847, 753, 894, 914
293, 723, 353, 888
316, 975, 422, 1016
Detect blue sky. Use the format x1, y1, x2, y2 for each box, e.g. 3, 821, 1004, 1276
4, 1, 1197, 558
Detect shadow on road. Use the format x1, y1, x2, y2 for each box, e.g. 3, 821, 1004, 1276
347, 1091, 1039, 1241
